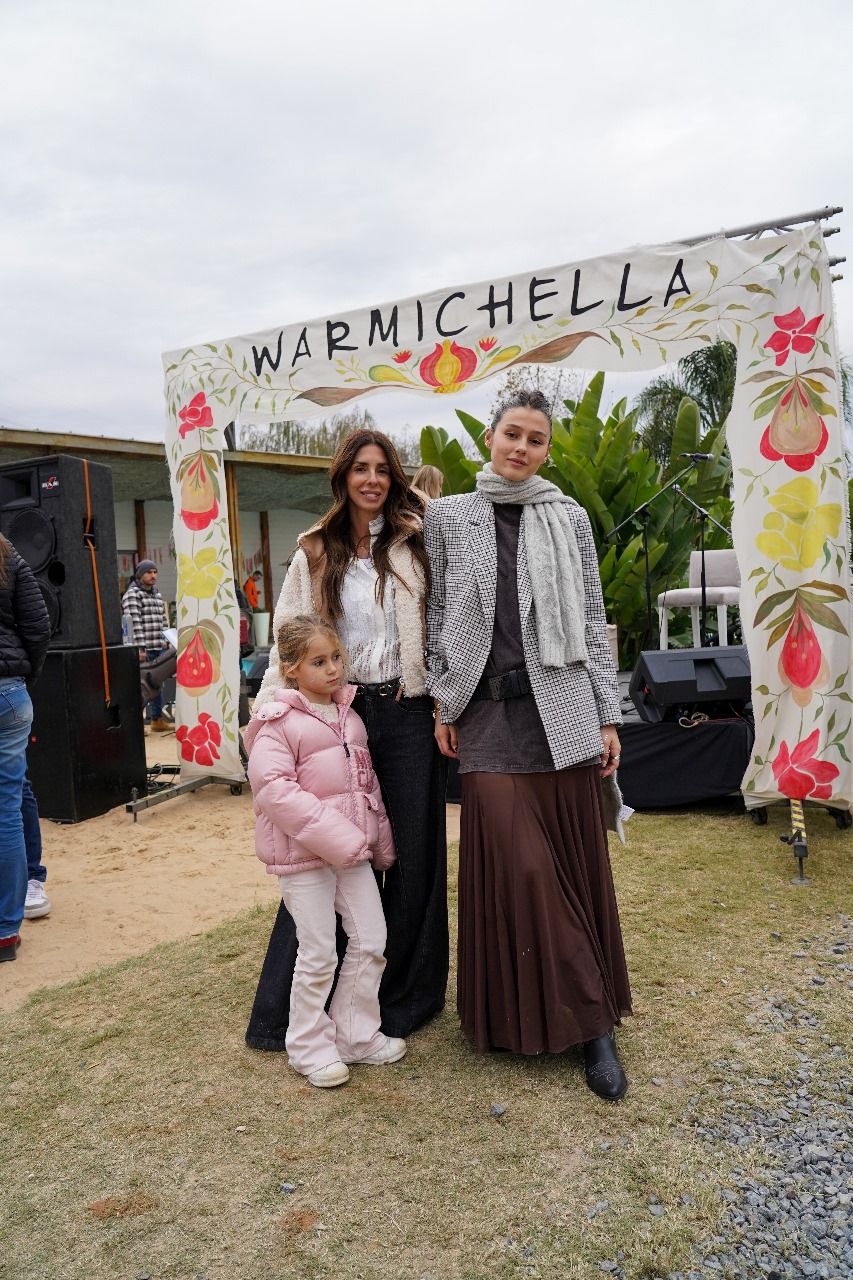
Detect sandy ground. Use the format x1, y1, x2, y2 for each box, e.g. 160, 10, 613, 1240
3, 728, 460, 1013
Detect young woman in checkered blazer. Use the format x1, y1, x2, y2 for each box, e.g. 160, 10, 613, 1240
246, 429, 449, 1051
424, 389, 632, 1101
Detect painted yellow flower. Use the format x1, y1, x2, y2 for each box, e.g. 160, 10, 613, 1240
755, 477, 842, 572
178, 547, 226, 599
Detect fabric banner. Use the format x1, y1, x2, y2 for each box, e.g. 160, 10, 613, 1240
163, 225, 852, 810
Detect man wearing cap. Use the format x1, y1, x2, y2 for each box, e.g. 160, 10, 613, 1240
122, 560, 170, 732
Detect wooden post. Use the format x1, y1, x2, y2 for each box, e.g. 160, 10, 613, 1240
134, 499, 146, 564
259, 510, 273, 615
225, 461, 242, 581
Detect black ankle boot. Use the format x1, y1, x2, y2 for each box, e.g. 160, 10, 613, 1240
583, 1030, 627, 1101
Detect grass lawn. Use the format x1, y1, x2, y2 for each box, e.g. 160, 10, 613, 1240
2, 804, 850, 1280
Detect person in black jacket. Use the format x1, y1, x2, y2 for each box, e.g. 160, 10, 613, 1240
0, 534, 50, 961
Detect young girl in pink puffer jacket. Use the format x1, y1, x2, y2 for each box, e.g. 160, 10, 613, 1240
245, 615, 405, 1089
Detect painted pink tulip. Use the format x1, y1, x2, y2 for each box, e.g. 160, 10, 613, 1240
779, 603, 823, 689
763, 308, 824, 367
178, 391, 214, 438
760, 378, 828, 471
770, 730, 839, 801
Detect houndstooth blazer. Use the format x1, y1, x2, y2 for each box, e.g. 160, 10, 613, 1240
424, 491, 622, 771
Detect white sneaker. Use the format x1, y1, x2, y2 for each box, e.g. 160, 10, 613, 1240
306, 1061, 350, 1089
347, 1036, 407, 1066
24, 880, 51, 920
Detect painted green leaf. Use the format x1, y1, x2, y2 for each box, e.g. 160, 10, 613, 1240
754, 588, 796, 626
797, 594, 848, 635
766, 609, 797, 647
745, 370, 790, 385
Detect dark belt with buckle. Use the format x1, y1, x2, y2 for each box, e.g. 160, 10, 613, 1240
472, 667, 532, 702
350, 678, 402, 698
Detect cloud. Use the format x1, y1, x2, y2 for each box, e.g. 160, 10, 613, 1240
1, 0, 850, 443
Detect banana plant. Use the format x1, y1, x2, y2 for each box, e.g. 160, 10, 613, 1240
418, 425, 478, 494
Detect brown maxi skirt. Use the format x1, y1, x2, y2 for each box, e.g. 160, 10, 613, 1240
458, 765, 632, 1055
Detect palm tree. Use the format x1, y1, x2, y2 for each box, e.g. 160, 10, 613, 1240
635, 341, 737, 464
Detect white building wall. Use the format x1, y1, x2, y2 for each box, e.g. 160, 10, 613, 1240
110, 497, 319, 617
238, 510, 263, 602
143, 501, 177, 604
267, 507, 317, 606
114, 500, 136, 550
114, 500, 137, 589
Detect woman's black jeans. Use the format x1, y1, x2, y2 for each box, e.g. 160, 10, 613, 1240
246, 691, 449, 1048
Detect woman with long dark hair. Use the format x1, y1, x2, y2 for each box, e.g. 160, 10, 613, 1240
0, 534, 51, 961
246, 429, 448, 1046
424, 389, 632, 1100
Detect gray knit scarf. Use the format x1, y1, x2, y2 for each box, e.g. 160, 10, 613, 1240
475, 464, 588, 668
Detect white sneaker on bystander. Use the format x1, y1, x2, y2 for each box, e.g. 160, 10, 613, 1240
24, 880, 51, 920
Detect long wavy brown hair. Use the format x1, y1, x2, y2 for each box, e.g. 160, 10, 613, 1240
318, 429, 430, 620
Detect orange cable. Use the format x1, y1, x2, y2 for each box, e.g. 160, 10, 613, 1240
83, 459, 112, 706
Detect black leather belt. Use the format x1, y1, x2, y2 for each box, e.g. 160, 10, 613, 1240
350, 678, 402, 698
472, 667, 532, 702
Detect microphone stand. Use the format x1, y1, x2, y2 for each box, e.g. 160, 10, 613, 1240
668, 485, 729, 642
608, 464, 696, 648
608, 464, 729, 649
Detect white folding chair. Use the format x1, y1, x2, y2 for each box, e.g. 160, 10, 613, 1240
657, 549, 741, 648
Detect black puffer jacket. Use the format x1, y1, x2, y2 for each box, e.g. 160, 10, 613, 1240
0, 545, 51, 681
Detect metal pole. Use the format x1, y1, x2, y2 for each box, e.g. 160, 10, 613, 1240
677, 205, 842, 246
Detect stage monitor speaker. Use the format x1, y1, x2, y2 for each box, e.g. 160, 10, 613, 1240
0, 454, 121, 649
629, 646, 752, 724
28, 645, 146, 823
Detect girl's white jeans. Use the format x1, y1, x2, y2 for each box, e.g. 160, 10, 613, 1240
279, 863, 388, 1075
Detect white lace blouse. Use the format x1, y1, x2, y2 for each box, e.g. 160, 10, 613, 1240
338, 517, 402, 685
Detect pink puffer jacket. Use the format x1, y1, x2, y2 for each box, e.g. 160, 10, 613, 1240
244, 684, 395, 876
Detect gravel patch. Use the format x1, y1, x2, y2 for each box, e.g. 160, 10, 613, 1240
680, 920, 852, 1280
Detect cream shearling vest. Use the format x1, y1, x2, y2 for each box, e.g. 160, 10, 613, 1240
253, 527, 429, 710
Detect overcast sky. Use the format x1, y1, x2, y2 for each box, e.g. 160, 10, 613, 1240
2, 0, 851, 447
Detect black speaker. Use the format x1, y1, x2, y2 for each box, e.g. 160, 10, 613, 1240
28, 646, 147, 822
0, 454, 121, 649
629, 646, 752, 724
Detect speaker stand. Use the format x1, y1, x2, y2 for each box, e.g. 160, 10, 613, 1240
779, 798, 811, 885
126, 772, 244, 821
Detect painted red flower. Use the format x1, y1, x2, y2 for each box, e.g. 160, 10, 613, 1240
176, 713, 222, 767
770, 729, 839, 801
176, 623, 223, 696
178, 391, 214, 438
419, 339, 478, 393
763, 308, 824, 367
779, 603, 826, 706
178, 450, 219, 531
759, 378, 828, 471
393, 349, 412, 364
478, 337, 498, 352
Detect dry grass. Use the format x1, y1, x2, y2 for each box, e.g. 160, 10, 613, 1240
1, 801, 850, 1280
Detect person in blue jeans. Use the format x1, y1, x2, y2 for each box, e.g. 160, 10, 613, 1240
22, 772, 50, 919
0, 533, 50, 961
